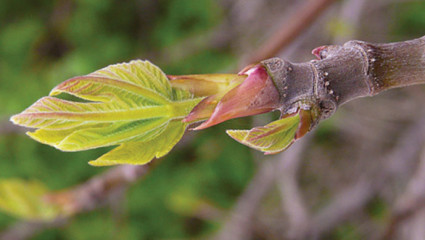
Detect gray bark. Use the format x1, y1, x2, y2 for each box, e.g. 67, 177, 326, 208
262, 36, 425, 126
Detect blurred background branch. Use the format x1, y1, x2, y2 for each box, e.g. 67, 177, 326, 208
246, 0, 337, 64
382, 147, 425, 240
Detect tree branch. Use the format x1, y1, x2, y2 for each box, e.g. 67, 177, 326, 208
381, 147, 425, 240
214, 159, 276, 240
0, 218, 68, 240
46, 164, 150, 214
307, 113, 425, 238
261, 36, 425, 128
0, 118, 28, 135
276, 138, 311, 240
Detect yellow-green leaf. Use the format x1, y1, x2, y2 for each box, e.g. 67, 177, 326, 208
0, 179, 61, 220
226, 114, 300, 154
11, 60, 202, 165
89, 120, 187, 166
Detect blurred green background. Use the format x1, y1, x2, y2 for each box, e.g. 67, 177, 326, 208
1, 0, 425, 239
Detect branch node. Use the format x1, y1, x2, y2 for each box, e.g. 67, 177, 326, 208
261, 57, 292, 103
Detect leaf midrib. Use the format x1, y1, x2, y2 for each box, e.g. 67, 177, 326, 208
15, 98, 202, 122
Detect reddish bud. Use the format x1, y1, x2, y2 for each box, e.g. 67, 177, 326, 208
183, 95, 220, 123
193, 64, 281, 130
312, 46, 328, 59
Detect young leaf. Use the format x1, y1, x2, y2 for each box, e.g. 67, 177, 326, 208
192, 64, 280, 130
0, 179, 61, 220
11, 60, 202, 165
89, 120, 187, 166
169, 74, 243, 97
169, 74, 246, 123
226, 114, 301, 154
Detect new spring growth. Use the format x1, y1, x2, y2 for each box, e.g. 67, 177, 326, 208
10, 58, 321, 167
11, 36, 425, 165
170, 62, 317, 154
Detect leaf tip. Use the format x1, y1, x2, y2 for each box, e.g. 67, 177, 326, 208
55, 141, 81, 152
225, 129, 249, 143
26, 130, 37, 139
9, 114, 18, 125
88, 157, 121, 166
49, 88, 60, 96
88, 160, 108, 167
225, 129, 236, 136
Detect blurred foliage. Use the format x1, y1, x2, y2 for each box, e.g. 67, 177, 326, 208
366, 196, 389, 224
329, 224, 362, 240
0, 179, 61, 220
392, 1, 425, 39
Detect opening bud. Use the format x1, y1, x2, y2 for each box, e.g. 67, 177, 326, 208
193, 64, 281, 130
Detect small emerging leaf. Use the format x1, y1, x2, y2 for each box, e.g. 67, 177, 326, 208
11, 60, 202, 165
226, 114, 300, 154
170, 74, 246, 123
0, 179, 61, 220
169, 74, 242, 97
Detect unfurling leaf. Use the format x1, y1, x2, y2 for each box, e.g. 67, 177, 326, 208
0, 179, 61, 220
169, 74, 244, 97
169, 73, 246, 123
11, 60, 202, 166
226, 114, 301, 154
193, 64, 280, 130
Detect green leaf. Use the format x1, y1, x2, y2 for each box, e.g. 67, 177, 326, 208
89, 120, 187, 166
0, 179, 61, 220
11, 60, 202, 165
226, 114, 300, 154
